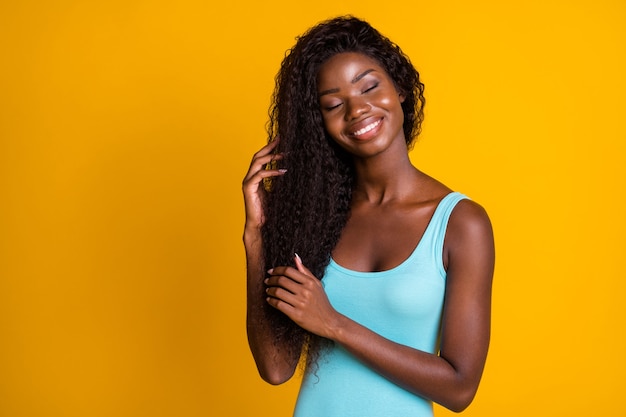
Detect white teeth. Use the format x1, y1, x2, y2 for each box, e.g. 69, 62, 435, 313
353, 119, 381, 136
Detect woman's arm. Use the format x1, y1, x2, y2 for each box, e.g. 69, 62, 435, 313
242, 140, 300, 385
265, 199, 495, 410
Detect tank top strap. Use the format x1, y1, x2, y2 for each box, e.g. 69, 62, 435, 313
422, 192, 469, 278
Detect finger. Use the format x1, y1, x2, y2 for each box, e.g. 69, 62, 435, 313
264, 274, 302, 296
253, 151, 284, 167
253, 138, 280, 159
266, 295, 297, 316
243, 162, 285, 191
244, 152, 284, 180
267, 266, 307, 285
250, 143, 280, 168
294, 253, 315, 278
266, 285, 300, 307
243, 160, 286, 194
244, 166, 286, 187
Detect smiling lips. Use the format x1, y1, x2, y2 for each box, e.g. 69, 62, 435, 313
349, 118, 383, 139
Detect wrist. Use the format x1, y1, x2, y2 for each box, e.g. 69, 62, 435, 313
325, 312, 349, 343
243, 225, 263, 256
243, 221, 262, 239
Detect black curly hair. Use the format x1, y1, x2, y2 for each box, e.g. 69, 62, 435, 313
260, 15, 426, 370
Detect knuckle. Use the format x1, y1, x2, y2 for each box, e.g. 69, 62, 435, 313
300, 288, 312, 301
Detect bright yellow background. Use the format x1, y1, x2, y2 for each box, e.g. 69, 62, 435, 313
1, 1, 624, 416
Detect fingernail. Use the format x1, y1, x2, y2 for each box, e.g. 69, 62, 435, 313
267, 268, 273, 274
278, 169, 287, 173
294, 253, 302, 263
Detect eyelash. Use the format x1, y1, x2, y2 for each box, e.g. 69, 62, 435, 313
363, 82, 379, 93
323, 82, 379, 111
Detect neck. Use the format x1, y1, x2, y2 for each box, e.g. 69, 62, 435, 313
352, 150, 420, 204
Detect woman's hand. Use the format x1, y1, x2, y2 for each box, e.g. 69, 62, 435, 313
265, 254, 341, 339
242, 139, 284, 231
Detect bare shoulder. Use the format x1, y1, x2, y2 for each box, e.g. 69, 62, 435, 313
450, 198, 492, 232
412, 171, 492, 238
444, 197, 495, 265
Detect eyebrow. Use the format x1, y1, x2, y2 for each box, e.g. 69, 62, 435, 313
352, 68, 375, 83
318, 68, 376, 97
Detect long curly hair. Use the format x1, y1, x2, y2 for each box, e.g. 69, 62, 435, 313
260, 15, 426, 370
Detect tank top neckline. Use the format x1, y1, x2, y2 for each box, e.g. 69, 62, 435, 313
328, 191, 462, 278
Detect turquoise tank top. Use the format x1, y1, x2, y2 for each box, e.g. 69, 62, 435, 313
293, 192, 468, 417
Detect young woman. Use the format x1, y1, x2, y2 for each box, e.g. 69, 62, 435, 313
243, 16, 495, 417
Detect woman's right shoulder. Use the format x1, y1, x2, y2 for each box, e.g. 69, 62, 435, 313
412, 170, 454, 203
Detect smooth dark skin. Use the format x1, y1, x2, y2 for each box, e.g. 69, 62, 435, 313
243, 52, 495, 412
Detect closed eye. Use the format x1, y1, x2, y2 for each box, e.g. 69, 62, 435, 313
363, 82, 379, 93
324, 103, 342, 111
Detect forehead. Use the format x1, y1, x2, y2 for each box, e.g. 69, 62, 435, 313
320, 52, 382, 69
317, 52, 387, 85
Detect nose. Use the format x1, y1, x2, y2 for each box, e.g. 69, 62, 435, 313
344, 96, 371, 121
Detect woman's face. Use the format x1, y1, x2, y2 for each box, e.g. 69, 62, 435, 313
317, 52, 405, 158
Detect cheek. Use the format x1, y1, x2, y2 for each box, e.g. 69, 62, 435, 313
321, 113, 342, 137
379, 93, 396, 107
381, 95, 405, 123
322, 118, 350, 149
